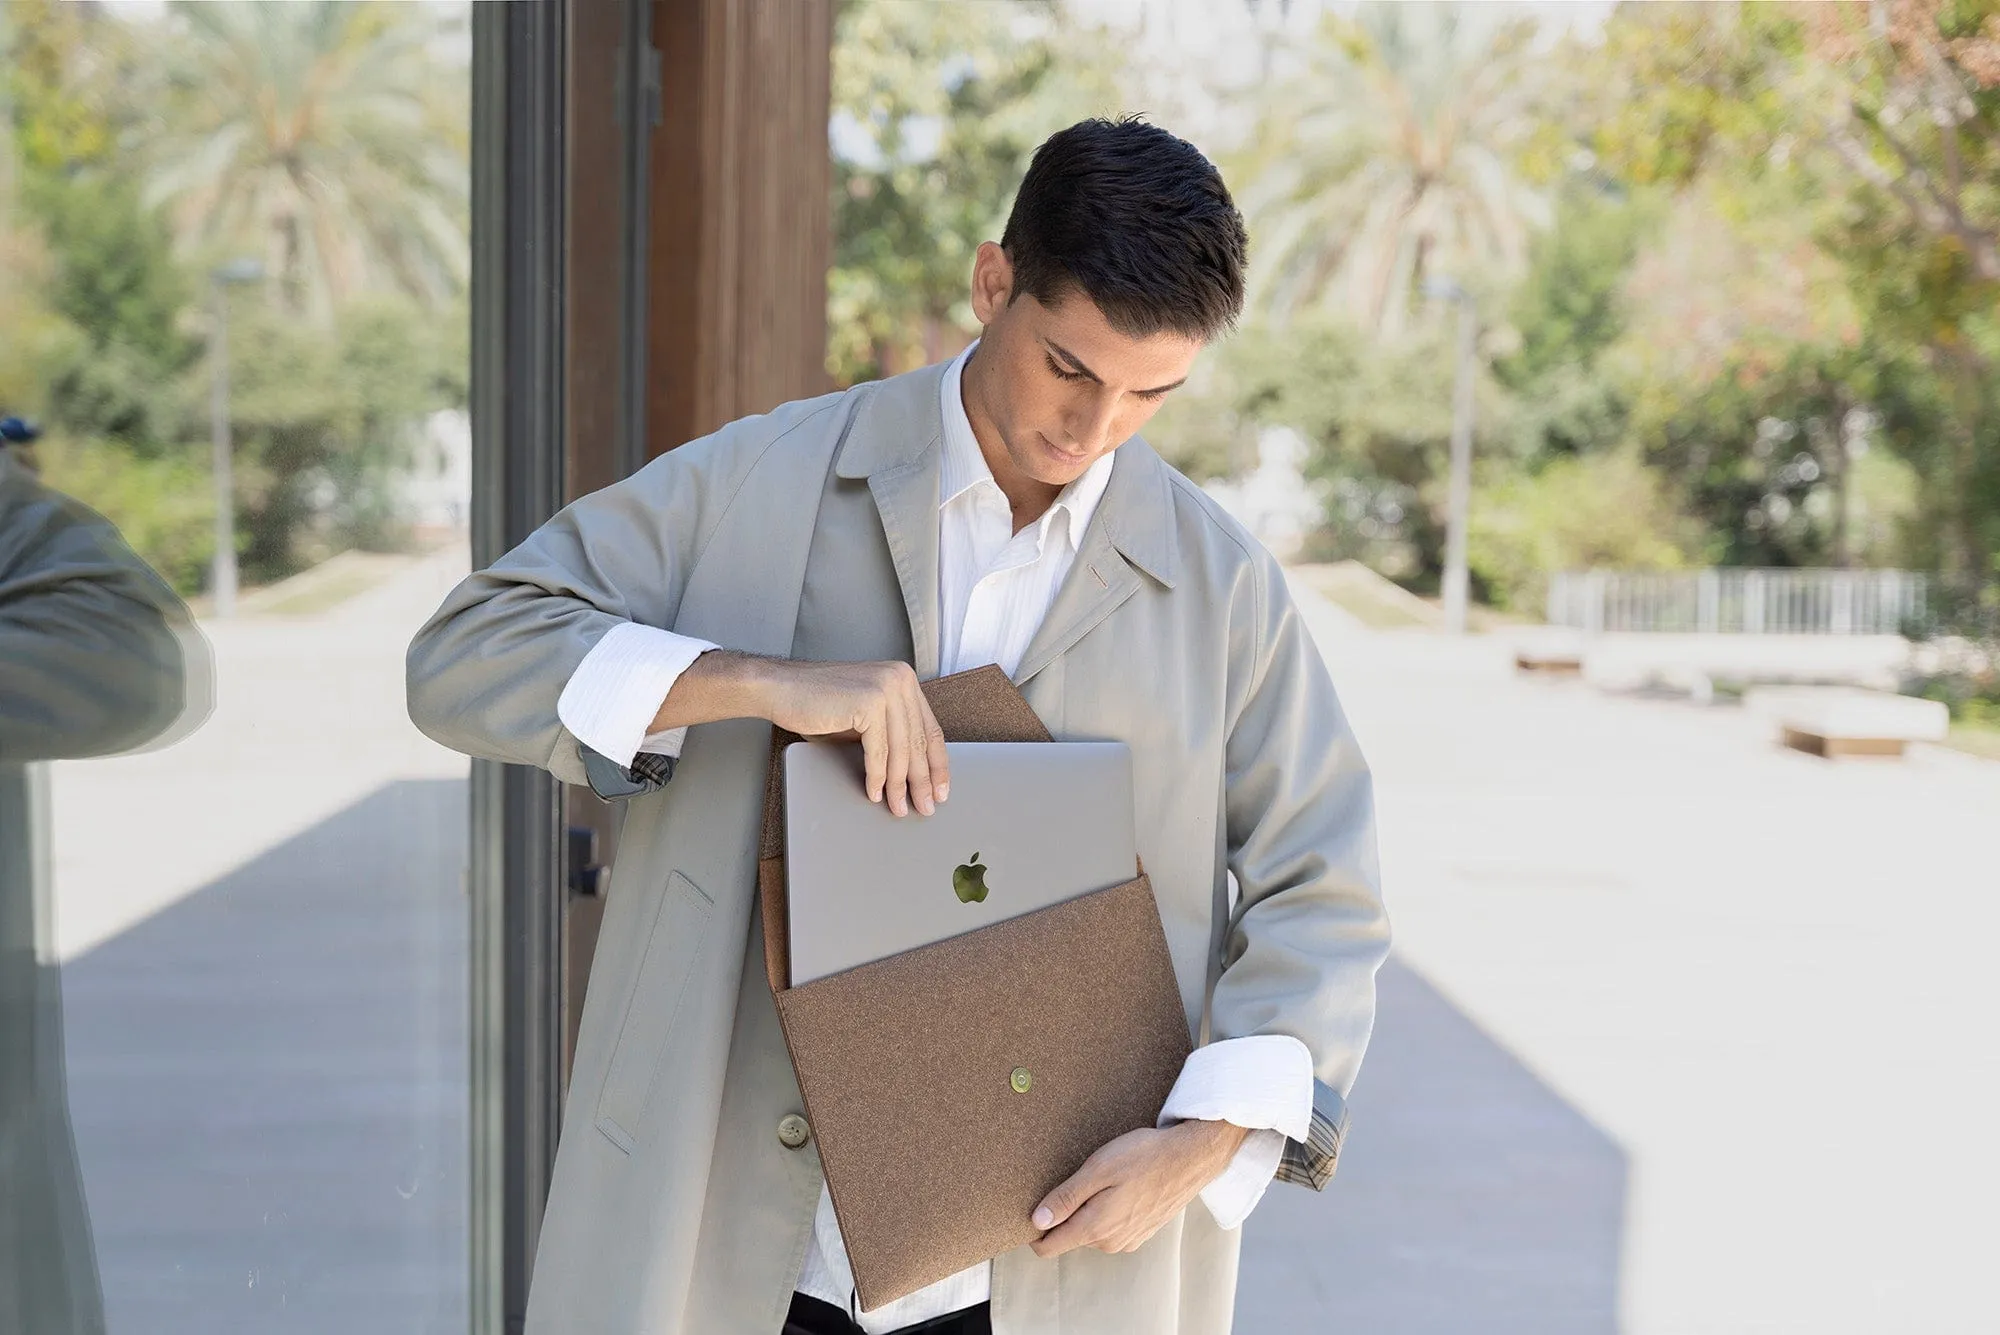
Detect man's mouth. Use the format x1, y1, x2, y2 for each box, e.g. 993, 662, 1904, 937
1040, 433, 1088, 464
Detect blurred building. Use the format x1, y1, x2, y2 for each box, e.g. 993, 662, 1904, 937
403, 410, 473, 538
1201, 427, 1324, 561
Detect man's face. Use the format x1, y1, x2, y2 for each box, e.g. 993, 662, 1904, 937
966, 243, 1204, 490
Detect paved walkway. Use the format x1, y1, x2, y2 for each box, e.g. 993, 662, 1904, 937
1267, 582, 2000, 1334
45, 551, 2000, 1332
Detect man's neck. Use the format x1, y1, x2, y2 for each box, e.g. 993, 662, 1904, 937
961, 342, 1060, 534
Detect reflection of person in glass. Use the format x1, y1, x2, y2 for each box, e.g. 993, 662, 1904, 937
1, 418, 206, 1335
411, 121, 1387, 1335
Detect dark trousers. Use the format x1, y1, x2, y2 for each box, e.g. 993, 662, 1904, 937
783, 1292, 992, 1335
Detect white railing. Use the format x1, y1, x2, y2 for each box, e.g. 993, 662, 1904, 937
1546, 569, 1930, 636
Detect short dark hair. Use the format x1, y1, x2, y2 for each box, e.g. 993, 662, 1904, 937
1000, 118, 1247, 343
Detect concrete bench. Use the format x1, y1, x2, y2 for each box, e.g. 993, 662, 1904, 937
1743, 687, 1950, 759
1512, 630, 1585, 676
1515, 648, 1584, 675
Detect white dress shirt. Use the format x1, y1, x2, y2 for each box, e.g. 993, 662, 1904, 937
555, 344, 1312, 1331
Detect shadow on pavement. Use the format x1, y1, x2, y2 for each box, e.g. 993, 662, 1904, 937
60, 780, 468, 1335
1237, 956, 1627, 1334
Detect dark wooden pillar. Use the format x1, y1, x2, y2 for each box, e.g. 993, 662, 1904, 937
649, 0, 833, 454
563, 0, 631, 505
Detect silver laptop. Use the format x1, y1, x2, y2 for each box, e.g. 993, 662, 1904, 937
784, 740, 1137, 986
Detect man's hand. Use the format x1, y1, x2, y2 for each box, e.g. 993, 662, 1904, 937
653, 653, 950, 817
1028, 1119, 1250, 1258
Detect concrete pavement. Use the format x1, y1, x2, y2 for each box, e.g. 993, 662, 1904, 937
1275, 580, 2000, 1334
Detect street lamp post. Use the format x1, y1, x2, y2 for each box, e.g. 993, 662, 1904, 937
208, 258, 264, 617
1426, 276, 1477, 635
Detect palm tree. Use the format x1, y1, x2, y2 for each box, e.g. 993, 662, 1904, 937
138, 1, 469, 323
1235, 5, 1550, 338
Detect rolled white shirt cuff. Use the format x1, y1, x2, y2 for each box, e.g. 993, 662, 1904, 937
1157, 1033, 1315, 1231
555, 621, 718, 767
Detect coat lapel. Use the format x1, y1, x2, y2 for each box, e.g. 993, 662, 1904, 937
866, 461, 941, 680
832, 365, 1184, 687
835, 363, 950, 680
1013, 436, 1181, 687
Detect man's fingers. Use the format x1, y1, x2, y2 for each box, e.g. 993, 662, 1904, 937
918, 696, 950, 804
789, 661, 941, 815
902, 693, 937, 816
880, 692, 912, 817
858, 704, 889, 805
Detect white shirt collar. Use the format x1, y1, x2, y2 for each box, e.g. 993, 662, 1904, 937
939, 341, 1116, 554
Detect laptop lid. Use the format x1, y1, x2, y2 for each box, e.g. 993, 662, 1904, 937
784, 740, 1136, 986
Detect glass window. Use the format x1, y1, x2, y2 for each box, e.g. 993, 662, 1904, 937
3, 2, 475, 1328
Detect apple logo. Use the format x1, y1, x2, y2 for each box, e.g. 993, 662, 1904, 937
952, 852, 990, 904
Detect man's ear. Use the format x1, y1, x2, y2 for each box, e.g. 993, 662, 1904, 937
969, 241, 1013, 325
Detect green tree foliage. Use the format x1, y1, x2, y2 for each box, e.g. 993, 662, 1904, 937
1638, 339, 1936, 570
1492, 177, 1662, 467
828, 0, 1123, 385
223, 296, 459, 575
137, 1, 471, 324
29, 174, 190, 374
27, 175, 195, 450
1172, 318, 1517, 588
815, 0, 2000, 617
1232, 5, 1550, 337
1468, 450, 1707, 612
4, 0, 469, 593
5, 0, 134, 174
1499, 180, 1655, 392
4, 0, 190, 445
1580, 0, 2000, 585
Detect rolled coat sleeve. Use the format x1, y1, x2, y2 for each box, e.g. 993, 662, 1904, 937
405, 415, 774, 789
1212, 546, 1391, 1189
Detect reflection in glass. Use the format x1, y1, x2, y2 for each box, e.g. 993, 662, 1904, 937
2, 2, 473, 1329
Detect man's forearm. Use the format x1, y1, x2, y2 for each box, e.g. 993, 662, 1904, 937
642, 651, 948, 815
646, 649, 776, 734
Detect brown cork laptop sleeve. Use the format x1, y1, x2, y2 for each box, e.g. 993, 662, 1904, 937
757, 664, 1192, 1310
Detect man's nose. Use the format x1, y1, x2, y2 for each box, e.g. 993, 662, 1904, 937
1064, 393, 1120, 453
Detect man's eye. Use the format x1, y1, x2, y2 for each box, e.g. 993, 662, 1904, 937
1045, 356, 1089, 383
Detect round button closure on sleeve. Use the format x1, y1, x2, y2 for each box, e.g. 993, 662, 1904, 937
777, 1113, 811, 1150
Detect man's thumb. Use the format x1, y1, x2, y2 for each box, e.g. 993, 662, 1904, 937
1032, 1168, 1094, 1231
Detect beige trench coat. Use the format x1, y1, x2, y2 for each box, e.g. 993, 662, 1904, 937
405, 362, 1389, 1335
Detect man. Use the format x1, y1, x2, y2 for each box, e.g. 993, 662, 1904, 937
408, 118, 1388, 1335
2, 432, 205, 1335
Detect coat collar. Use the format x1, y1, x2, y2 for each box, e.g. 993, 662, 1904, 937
834, 360, 950, 482
831, 360, 1183, 683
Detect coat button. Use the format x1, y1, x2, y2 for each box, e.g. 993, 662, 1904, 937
777, 1113, 811, 1150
